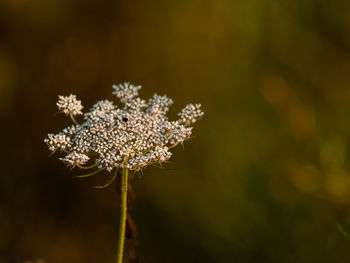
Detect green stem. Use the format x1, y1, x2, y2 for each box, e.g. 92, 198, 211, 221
116, 167, 128, 263
70, 114, 78, 125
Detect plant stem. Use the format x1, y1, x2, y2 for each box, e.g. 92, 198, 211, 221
116, 167, 128, 263
70, 113, 78, 125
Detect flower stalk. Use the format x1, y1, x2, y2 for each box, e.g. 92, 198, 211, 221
116, 167, 128, 263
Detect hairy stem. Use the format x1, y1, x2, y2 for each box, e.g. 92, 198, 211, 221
116, 167, 128, 263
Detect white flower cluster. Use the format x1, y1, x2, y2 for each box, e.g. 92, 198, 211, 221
112, 83, 141, 103
44, 133, 71, 152
45, 83, 204, 171
178, 104, 204, 125
59, 152, 90, 166
57, 94, 83, 116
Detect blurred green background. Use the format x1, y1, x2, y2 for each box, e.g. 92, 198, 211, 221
1, 0, 350, 262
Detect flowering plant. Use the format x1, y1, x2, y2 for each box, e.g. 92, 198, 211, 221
45, 83, 203, 262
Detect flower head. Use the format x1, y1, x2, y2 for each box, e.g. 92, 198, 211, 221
112, 82, 141, 103
44, 133, 71, 152
45, 84, 204, 172
57, 94, 83, 116
60, 152, 90, 166
178, 104, 204, 125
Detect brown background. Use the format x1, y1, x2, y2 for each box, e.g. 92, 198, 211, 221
1, 0, 350, 262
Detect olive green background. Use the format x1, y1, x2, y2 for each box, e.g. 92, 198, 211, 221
1, 0, 350, 262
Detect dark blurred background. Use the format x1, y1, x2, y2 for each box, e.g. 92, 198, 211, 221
1, 0, 350, 262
